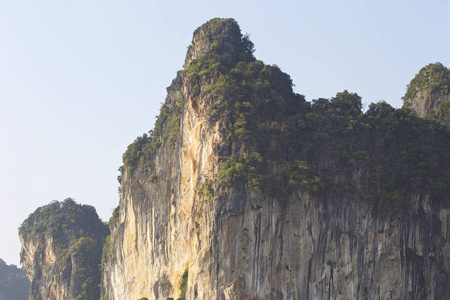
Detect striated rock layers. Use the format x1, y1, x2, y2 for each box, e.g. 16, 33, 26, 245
101, 18, 450, 299
19, 198, 109, 300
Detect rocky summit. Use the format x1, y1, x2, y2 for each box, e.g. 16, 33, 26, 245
403, 62, 450, 130
19, 199, 109, 300
20, 18, 450, 300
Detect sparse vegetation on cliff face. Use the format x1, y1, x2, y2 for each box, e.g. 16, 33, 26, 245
122, 77, 183, 175
178, 268, 188, 300
19, 198, 109, 300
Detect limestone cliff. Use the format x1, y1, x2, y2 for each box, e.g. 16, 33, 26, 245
19, 198, 109, 300
403, 62, 450, 128
101, 18, 450, 300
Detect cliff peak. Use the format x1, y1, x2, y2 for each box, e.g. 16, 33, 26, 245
19, 198, 109, 300
183, 18, 255, 68
403, 62, 450, 119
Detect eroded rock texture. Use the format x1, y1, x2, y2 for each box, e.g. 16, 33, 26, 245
101, 18, 450, 300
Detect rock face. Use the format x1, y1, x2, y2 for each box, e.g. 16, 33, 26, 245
104, 180, 450, 300
404, 89, 448, 118
19, 198, 109, 300
101, 18, 450, 300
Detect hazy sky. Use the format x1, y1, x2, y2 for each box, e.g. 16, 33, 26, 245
1, 0, 449, 266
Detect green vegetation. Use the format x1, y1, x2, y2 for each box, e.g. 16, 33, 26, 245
19, 198, 109, 300
0, 259, 29, 300
190, 18, 254, 65
19, 198, 109, 243
108, 206, 120, 228
101, 235, 112, 266
178, 268, 188, 300
403, 62, 450, 101
71, 237, 103, 300
102, 205, 120, 266
199, 181, 214, 201
122, 98, 182, 174
164, 268, 188, 300
149, 173, 157, 183
429, 97, 450, 130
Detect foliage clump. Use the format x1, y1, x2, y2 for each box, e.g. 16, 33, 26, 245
178, 268, 188, 300
19, 198, 108, 241
101, 205, 120, 266
430, 100, 450, 129
122, 98, 182, 174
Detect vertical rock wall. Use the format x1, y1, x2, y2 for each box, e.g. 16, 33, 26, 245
101, 19, 450, 300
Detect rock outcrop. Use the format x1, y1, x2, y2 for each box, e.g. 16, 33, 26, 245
19, 198, 109, 300
403, 62, 450, 120
100, 18, 450, 300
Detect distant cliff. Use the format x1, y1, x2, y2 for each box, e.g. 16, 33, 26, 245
0, 259, 29, 300
19, 198, 109, 300
100, 18, 450, 299
403, 62, 450, 129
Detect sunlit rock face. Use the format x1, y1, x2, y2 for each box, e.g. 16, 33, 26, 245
101, 18, 450, 300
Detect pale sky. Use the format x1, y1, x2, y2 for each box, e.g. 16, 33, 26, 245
1, 0, 449, 266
